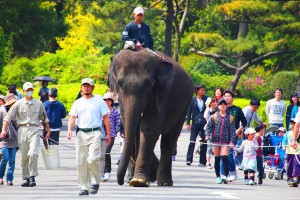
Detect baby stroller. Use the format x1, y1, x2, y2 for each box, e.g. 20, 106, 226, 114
264, 135, 286, 180
262, 126, 279, 155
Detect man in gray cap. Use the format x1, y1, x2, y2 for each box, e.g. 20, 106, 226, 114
67, 78, 111, 196
1, 82, 50, 187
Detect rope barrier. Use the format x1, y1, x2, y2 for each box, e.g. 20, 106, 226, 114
178, 138, 300, 165
46, 138, 122, 155
177, 137, 300, 149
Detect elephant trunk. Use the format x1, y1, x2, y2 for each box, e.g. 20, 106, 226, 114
117, 98, 141, 185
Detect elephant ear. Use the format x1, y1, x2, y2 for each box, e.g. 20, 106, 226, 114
156, 61, 175, 94
108, 56, 119, 93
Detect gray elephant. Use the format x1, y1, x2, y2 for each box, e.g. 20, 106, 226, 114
109, 49, 194, 187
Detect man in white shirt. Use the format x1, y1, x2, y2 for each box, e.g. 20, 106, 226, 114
67, 78, 111, 196
266, 88, 286, 128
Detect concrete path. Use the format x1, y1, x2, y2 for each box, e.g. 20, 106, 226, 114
0, 119, 299, 200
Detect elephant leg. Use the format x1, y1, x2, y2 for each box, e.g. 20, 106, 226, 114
157, 133, 177, 186
149, 153, 159, 182
130, 130, 159, 187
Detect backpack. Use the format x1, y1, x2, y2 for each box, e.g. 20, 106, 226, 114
212, 113, 236, 139
213, 113, 233, 124
40, 90, 49, 103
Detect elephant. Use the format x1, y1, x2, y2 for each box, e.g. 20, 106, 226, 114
109, 48, 194, 187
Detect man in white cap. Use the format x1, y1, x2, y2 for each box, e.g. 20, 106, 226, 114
122, 6, 153, 50
1, 82, 50, 187
67, 78, 111, 196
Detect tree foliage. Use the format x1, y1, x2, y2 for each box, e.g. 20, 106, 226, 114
188, 0, 300, 91
0, 0, 298, 101
0, 0, 66, 57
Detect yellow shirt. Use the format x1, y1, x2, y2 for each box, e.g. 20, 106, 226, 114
283, 131, 300, 155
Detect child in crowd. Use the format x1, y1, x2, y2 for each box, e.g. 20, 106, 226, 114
204, 97, 218, 169
277, 127, 286, 136
235, 128, 258, 185
255, 124, 265, 185
205, 98, 236, 184
282, 118, 300, 187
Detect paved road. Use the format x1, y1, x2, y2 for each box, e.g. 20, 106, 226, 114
0, 119, 299, 199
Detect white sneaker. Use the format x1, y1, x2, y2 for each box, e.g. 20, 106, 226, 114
100, 175, 105, 182
228, 174, 238, 182
249, 180, 254, 185
102, 173, 110, 182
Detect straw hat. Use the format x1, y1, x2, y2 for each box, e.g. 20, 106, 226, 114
5, 93, 17, 106
0, 95, 6, 103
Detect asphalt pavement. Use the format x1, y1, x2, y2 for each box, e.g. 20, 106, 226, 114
0, 119, 299, 200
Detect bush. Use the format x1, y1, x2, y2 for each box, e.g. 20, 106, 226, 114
236, 67, 273, 101
49, 83, 108, 112
187, 71, 233, 97
234, 98, 267, 124
27, 82, 108, 112
271, 71, 298, 100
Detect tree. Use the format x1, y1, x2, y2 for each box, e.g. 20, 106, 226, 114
297, 72, 300, 94
0, 0, 66, 57
0, 27, 13, 70
188, 0, 300, 91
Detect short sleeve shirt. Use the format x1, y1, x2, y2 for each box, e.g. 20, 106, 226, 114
294, 111, 300, 123
242, 106, 260, 128
69, 95, 109, 128
5, 98, 49, 125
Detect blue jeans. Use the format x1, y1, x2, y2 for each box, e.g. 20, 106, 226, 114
220, 148, 236, 175
0, 147, 17, 181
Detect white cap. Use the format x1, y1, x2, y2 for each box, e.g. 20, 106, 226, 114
244, 128, 256, 135
277, 127, 286, 132
134, 7, 144, 15
23, 82, 34, 91
81, 78, 94, 86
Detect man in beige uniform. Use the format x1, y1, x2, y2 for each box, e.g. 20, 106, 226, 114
67, 78, 111, 196
1, 82, 50, 187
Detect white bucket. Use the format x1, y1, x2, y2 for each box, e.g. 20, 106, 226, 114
41, 145, 60, 169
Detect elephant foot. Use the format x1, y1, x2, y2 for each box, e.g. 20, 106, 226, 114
157, 180, 173, 186
129, 178, 150, 187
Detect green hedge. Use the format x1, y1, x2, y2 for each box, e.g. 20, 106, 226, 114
234, 98, 289, 128
27, 83, 108, 112
271, 71, 298, 100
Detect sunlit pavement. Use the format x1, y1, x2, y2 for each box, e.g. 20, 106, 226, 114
0, 119, 299, 200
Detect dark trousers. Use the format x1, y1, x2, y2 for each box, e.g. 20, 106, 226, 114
286, 154, 300, 178
104, 137, 115, 173
256, 156, 264, 180
186, 124, 206, 165
48, 130, 60, 145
